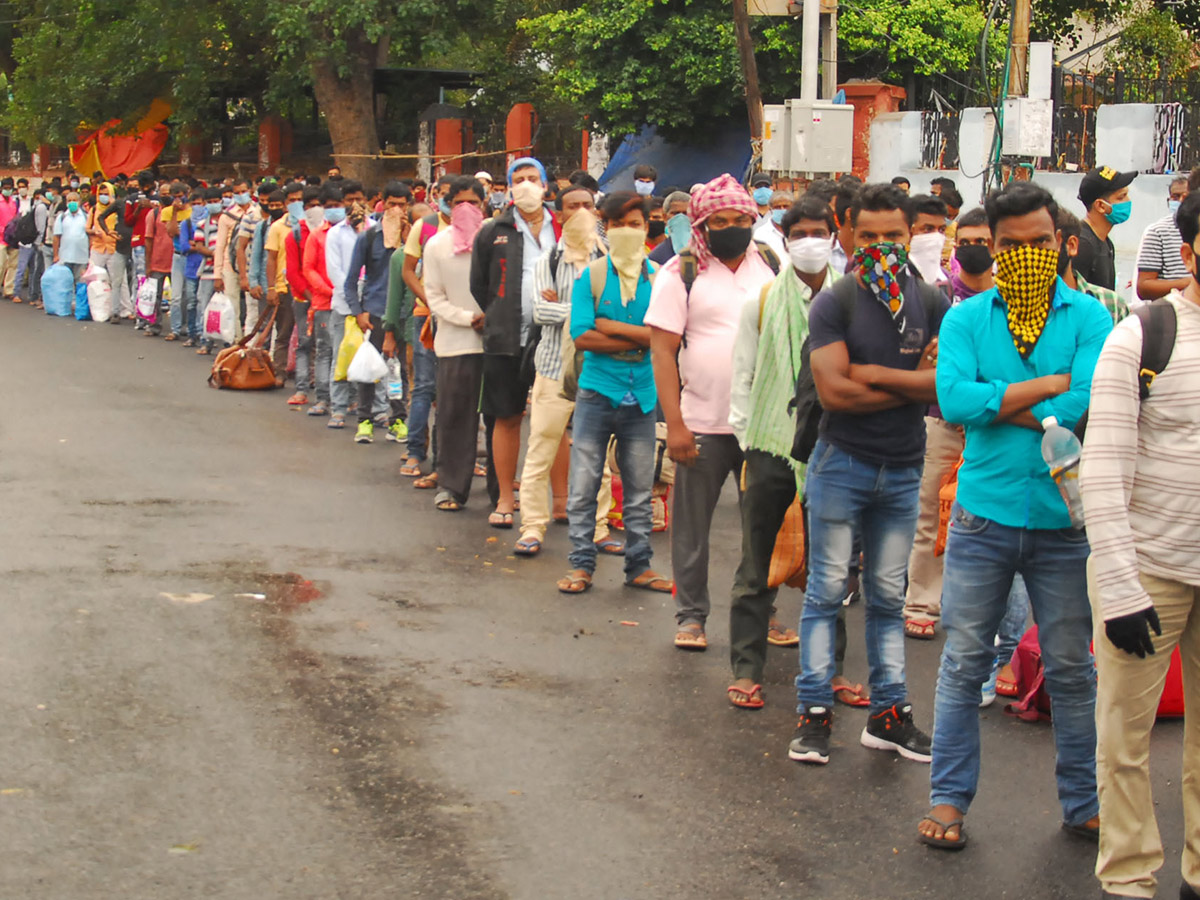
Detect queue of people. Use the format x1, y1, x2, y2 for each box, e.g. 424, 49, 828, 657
13, 157, 1198, 900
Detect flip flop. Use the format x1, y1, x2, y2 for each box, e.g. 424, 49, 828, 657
674, 624, 707, 650
1061, 821, 1100, 842
557, 569, 592, 594
514, 537, 541, 557
414, 473, 439, 490
767, 620, 799, 647
474, 462, 487, 478
594, 537, 625, 556
917, 813, 967, 850
489, 511, 514, 529
435, 491, 462, 512
626, 571, 674, 593
905, 618, 937, 640
833, 682, 871, 708
995, 667, 1019, 698
727, 683, 765, 710
399, 460, 422, 477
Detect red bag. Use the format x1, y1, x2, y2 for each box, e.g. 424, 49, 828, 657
1006, 626, 1186, 722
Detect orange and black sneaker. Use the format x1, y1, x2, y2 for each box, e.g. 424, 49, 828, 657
860, 702, 931, 763
788, 706, 832, 765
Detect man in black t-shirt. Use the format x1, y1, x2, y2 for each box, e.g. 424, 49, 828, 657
788, 183, 947, 767
1075, 165, 1137, 291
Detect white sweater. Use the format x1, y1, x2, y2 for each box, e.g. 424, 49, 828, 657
423, 228, 483, 358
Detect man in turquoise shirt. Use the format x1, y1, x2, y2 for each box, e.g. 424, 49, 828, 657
557, 191, 671, 597
919, 182, 1111, 851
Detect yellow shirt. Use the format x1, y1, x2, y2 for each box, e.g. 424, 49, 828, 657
264, 216, 291, 293
402, 214, 449, 262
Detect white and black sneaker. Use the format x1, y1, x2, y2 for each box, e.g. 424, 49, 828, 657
860, 703, 932, 763
788, 706, 832, 765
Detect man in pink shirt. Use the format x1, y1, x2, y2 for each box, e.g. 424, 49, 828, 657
645, 174, 778, 651
0, 177, 20, 298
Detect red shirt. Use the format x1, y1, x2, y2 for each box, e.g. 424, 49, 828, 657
301, 224, 332, 310
285, 220, 311, 299
146, 211, 175, 274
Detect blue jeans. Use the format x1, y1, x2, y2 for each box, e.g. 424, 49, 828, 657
15, 245, 39, 302
408, 314, 438, 461
328, 313, 352, 415
170, 276, 200, 338
566, 389, 655, 578
196, 278, 216, 346
796, 440, 921, 714
931, 503, 1097, 826
313, 309, 334, 404
293, 299, 312, 391
168, 254, 188, 334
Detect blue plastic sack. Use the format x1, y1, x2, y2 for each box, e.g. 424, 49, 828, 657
42, 263, 75, 317
74, 281, 90, 321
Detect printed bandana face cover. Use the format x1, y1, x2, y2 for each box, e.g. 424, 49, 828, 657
994, 244, 1059, 358
853, 241, 909, 332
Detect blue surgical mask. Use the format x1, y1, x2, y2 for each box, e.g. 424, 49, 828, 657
324, 206, 347, 224
191, 206, 208, 224
287, 200, 304, 223
634, 180, 656, 197
221, 197, 234, 209
207, 201, 223, 215
234, 192, 251, 205
67, 201, 80, 214
98, 194, 111, 205
1105, 200, 1132, 225
1169, 199, 1182, 214
439, 198, 452, 218
752, 187, 772, 206
666, 213, 691, 254
771, 208, 785, 226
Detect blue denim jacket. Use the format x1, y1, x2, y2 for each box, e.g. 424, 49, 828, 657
935, 279, 1112, 529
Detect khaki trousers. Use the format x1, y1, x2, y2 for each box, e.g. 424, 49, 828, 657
1090, 561, 1200, 898
0, 245, 18, 296
519, 373, 611, 543
903, 416, 964, 622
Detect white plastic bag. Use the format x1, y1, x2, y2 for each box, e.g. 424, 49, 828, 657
347, 332, 389, 383
87, 277, 113, 323
81, 262, 108, 284
203, 291, 236, 344
135, 278, 158, 322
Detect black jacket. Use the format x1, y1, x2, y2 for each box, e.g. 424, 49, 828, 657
469, 204, 560, 357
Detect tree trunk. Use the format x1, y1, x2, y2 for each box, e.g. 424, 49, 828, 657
732, 0, 764, 140
310, 33, 383, 186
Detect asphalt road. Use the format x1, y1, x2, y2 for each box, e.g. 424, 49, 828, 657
0, 302, 1186, 900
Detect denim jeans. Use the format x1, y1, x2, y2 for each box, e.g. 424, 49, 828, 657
796, 439, 921, 714
328, 313, 352, 415
168, 254, 188, 334
407, 314, 438, 461
313, 309, 334, 404
15, 245, 39, 302
196, 278, 216, 346
931, 503, 1097, 826
170, 276, 201, 337
293, 299, 312, 391
566, 390, 655, 578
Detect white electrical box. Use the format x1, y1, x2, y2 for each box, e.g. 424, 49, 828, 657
1002, 98, 1053, 157
762, 100, 855, 174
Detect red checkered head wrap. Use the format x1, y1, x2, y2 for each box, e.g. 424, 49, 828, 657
686, 174, 760, 272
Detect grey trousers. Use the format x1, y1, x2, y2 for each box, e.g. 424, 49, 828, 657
435, 354, 484, 505
672, 432, 743, 626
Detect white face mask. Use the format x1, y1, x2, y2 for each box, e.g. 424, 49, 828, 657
787, 236, 833, 274
511, 180, 544, 214
304, 207, 324, 230
908, 231, 947, 282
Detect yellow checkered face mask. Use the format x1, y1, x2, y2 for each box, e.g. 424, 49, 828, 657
994, 244, 1059, 358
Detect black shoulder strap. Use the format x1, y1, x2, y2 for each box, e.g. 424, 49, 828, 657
549, 244, 561, 275
754, 241, 780, 275
1133, 298, 1178, 401
916, 280, 942, 328
831, 272, 859, 328
679, 250, 698, 298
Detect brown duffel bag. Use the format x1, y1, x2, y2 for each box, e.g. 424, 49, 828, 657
209, 303, 278, 391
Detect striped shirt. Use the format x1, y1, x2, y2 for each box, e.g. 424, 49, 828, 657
1079, 291, 1200, 620
1136, 213, 1187, 280
531, 238, 605, 381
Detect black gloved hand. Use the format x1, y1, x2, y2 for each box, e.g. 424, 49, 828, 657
1105, 607, 1162, 658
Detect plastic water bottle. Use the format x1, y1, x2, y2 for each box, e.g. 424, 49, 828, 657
386, 358, 404, 400
1040, 416, 1085, 529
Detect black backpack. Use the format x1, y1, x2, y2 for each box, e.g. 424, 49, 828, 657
790, 273, 943, 463
1075, 298, 1176, 440
677, 241, 780, 348
13, 208, 37, 245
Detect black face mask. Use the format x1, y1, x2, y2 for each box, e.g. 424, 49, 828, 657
707, 224, 753, 260
268, 207, 286, 222
647, 220, 666, 239
956, 244, 993, 276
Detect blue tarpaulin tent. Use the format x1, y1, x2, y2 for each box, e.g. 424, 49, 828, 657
598, 123, 753, 193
